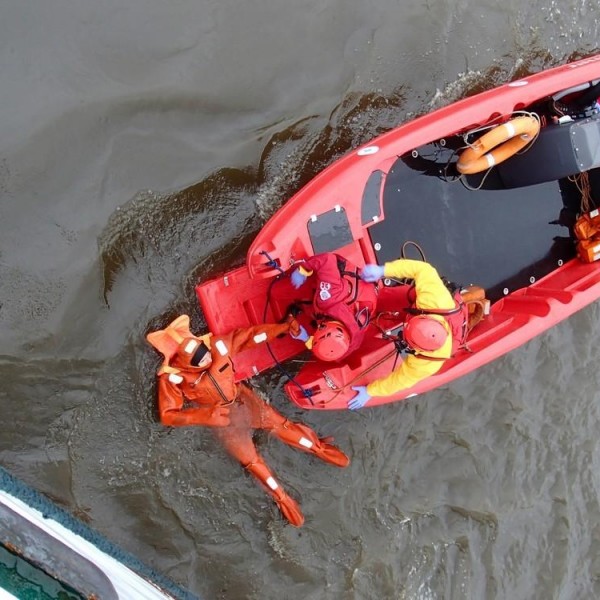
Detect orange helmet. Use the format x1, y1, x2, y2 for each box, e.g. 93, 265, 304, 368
403, 316, 448, 351
312, 321, 350, 362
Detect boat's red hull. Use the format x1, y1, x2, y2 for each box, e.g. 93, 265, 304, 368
196, 53, 600, 410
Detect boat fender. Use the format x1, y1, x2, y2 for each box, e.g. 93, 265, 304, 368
457, 115, 540, 175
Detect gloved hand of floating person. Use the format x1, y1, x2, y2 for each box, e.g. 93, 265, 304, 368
283, 316, 301, 338
290, 268, 308, 289
205, 405, 231, 427
291, 324, 310, 342
360, 264, 385, 282
348, 385, 371, 410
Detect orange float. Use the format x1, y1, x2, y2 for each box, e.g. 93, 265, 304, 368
456, 115, 540, 175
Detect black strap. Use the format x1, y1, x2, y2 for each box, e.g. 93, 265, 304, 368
355, 306, 370, 329
407, 351, 447, 362
572, 81, 600, 108
335, 255, 361, 304
405, 304, 462, 316
405, 284, 464, 317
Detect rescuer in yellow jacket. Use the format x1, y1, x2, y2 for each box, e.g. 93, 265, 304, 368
348, 258, 467, 410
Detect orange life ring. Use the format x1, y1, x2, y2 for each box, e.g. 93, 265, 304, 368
456, 115, 540, 175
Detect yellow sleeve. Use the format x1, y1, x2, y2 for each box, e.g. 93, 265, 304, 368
383, 259, 455, 310
366, 353, 445, 397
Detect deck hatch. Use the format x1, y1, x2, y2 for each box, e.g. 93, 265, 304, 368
307, 206, 353, 254
361, 170, 384, 225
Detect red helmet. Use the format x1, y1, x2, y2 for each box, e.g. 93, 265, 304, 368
312, 320, 350, 362
403, 316, 448, 351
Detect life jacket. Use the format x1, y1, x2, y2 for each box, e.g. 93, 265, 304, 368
574, 208, 600, 263
331, 255, 378, 328
574, 208, 600, 240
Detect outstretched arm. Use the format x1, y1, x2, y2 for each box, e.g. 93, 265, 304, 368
222, 321, 295, 355
366, 353, 444, 398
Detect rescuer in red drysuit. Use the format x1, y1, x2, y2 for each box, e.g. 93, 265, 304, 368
146, 314, 349, 527
289, 252, 378, 361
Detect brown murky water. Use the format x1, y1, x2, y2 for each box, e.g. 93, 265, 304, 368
2, 1, 600, 598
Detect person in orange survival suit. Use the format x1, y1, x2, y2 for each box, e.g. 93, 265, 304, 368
348, 259, 469, 410
288, 252, 378, 362
146, 314, 349, 527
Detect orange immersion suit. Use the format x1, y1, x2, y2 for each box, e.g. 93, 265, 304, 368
146, 314, 349, 527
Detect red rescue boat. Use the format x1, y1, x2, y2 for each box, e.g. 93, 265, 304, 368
196, 53, 600, 410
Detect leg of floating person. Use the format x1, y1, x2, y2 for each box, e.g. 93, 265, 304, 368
238, 385, 350, 468
213, 398, 304, 527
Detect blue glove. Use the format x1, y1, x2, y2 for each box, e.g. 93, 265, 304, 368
348, 386, 371, 410
361, 264, 385, 282
290, 269, 308, 289
291, 324, 310, 342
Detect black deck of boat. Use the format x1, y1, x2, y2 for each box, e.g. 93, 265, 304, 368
368, 143, 597, 302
